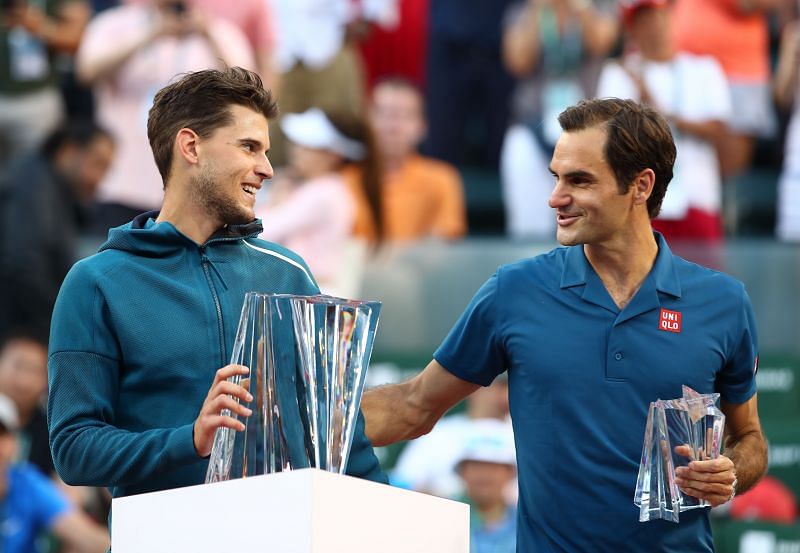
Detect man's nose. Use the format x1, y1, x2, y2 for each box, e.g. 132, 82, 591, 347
256, 157, 273, 181
548, 181, 570, 209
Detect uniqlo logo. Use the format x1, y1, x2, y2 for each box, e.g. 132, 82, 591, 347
659, 308, 682, 333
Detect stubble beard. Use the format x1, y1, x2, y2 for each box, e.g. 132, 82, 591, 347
192, 161, 253, 228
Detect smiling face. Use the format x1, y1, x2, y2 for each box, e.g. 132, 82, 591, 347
548, 126, 638, 247
191, 104, 273, 227
0, 338, 48, 416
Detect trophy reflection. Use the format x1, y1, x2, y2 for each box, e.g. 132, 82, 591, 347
634, 386, 726, 523
205, 292, 381, 483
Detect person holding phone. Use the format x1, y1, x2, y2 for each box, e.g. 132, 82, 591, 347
0, 0, 90, 172
74, 0, 256, 234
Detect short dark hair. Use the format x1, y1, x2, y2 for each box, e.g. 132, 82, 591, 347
41, 119, 112, 160
147, 67, 278, 183
557, 98, 676, 218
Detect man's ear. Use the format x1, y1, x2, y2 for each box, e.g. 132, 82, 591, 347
175, 128, 200, 167
633, 168, 655, 207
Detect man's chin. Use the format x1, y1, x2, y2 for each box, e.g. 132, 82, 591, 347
556, 229, 580, 247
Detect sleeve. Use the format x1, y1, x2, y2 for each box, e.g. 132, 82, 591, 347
434, 273, 507, 386
431, 164, 468, 239
208, 19, 257, 72
24, 466, 73, 529
75, 9, 144, 78
344, 410, 389, 484
715, 284, 759, 404
48, 264, 199, 487
252, 0, 275, 50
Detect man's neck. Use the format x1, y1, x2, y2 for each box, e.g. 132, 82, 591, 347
584, 225, 659, 309
157, 190, 221, 245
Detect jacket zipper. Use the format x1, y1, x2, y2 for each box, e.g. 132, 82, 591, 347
200, 246, 227, 367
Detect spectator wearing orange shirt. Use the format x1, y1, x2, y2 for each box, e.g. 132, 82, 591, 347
365, 77, 467, 242
672, 0, 778, 176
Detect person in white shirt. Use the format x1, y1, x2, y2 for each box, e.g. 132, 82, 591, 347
596, 0, 731, 244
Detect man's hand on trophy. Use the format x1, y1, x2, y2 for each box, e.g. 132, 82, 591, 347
673, 445, 737, 507
193, 364, 253, 458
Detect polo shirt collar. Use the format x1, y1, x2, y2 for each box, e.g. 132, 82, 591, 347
559, 231, 682, 317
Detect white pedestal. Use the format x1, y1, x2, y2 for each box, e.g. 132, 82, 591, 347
112, 468, 470, 553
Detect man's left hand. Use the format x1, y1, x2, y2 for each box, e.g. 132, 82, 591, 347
674, 445, 737, 507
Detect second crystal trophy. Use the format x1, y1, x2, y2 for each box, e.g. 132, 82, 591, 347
634, 385, 726, 523
205, 292, 381, 483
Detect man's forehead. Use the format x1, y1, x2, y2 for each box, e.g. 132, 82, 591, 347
553, 127, 608, 164
223, 105, 269, 133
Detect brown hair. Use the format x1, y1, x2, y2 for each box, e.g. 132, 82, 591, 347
557, 98, 676, 218
325, 111, 384, 243
147, 67, 278, 184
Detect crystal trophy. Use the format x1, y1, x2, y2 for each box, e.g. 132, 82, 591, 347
205, 292, 381, 483
634, 385, 726, 523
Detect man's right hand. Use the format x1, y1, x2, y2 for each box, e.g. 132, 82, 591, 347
193, 364, 253, 457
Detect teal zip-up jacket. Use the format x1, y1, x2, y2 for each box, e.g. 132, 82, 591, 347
48, 212, 387, 500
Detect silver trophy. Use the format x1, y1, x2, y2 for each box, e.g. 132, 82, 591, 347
205, 292, 381, 483
634, 386, 726, 522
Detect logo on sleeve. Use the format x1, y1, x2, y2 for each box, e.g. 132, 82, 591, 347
659, 308, 682, 333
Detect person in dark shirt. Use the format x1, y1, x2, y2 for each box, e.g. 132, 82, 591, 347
0, 119, 114, 340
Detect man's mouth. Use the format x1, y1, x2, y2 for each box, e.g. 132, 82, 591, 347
242, 184, 259, 197
556, 212, 581, 226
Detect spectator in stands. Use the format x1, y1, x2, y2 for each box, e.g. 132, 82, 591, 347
455, 419, 517, 553
0, 120, 114, 341
423, 0, 517, 168
76, 0, 254, 234
500, 0, 618, 239
597, 0, 731, 244
358, 0, 428, 89
0, 0, 91, 173
392, 376, 510, 499
730, 475, 798, 524
672, 0, 778, 178
0, 330, 51, 477
188, 0, 278, 89
0, 393, 110, 553
267, 0, 398, 166
257, 108, 376, 297
774, 19, 800, 242
368, 77, 467, 242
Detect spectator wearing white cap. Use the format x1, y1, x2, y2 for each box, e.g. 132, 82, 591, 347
257, 108, 381, 297
0, 394, 109, 553
455, 418, 517, 553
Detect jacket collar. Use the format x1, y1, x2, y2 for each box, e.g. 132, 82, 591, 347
99, 211, 263, 256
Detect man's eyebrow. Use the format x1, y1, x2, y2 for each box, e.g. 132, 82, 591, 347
549, 167, 595, 180
238, 138, 265, 149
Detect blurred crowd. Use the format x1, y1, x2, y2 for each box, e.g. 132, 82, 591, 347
1, 0, 799, 550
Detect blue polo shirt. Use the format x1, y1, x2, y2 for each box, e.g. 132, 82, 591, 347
435, 233, 758, 552
1, 464, 72, 553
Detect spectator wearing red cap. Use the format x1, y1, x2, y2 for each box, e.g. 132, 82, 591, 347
730, 475, 798, 524
597, 0, 731, 244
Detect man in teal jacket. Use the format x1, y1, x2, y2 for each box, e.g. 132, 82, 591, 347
47, 67, 387, 503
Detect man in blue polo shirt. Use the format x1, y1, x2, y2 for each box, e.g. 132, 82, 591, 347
362, 98, 767, 551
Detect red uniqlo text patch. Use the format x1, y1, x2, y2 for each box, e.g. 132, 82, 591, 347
659, 308, 682, 333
